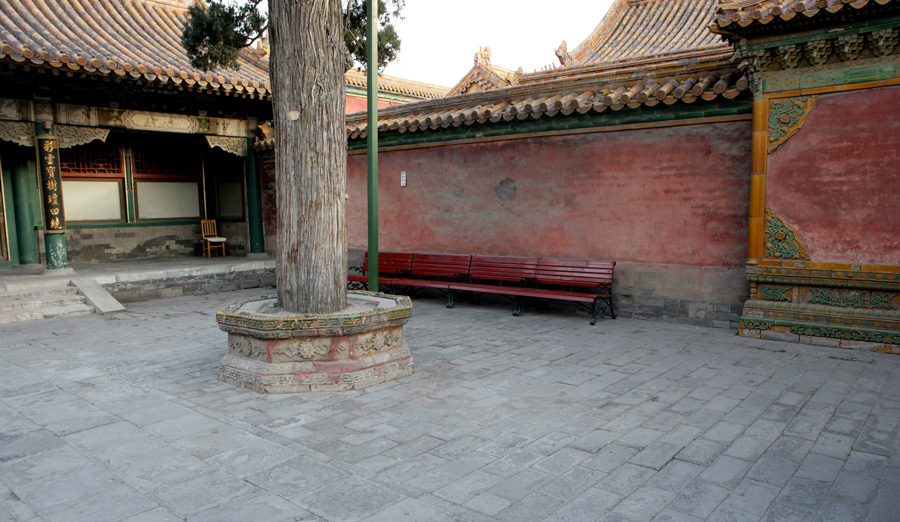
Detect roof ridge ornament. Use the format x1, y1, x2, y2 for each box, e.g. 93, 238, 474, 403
252, 37, 269, 59
555, 41, 573, 66
475, 47, 492, 66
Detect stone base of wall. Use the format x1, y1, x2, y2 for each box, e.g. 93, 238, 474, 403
613, 262, 748, 329
103, 268, 275, 303
739, 263, 900, 354
60, 223, 250, 263
346, 251, 749, 330
217, 222, 249, 257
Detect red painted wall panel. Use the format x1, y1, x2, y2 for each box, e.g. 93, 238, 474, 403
767, 86, 900, 265
260, 160, 277, 237
345, 95, 395, 113
347, 121, 751, 268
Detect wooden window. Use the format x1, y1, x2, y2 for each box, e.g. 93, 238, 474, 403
135, 180, 201, 220
60, 139, 126, 223
132, 134, 203, 221
61, 179, 125, 223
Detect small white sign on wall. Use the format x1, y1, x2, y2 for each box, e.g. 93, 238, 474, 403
400, 170, 407, 187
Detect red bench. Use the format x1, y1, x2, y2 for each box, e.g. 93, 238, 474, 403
447, 255, 537, 309
347, 252, 413, 290
349, 252, 615, 324
388, 254, 472, 306
447, 256, 615, 324
520, 259, 615, 325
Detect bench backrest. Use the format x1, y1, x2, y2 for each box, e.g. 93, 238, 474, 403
361, 252, 414, 275
410, 254, 471, 279
534, 259, 615, 288
469, 255, 538, 283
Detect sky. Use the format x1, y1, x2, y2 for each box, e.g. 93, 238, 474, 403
381, 0, 616, 88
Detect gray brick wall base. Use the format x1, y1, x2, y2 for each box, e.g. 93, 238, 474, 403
103, 268, 275, 303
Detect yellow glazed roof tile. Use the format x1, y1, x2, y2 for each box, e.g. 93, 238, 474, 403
711, 0, 897, 34
0, 0, 449, 100
316, 0, 747, 145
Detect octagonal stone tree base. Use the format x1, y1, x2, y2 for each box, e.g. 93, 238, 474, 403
215, 291, 414, 393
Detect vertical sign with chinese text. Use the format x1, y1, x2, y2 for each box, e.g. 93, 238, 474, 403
36, 137, 65, 231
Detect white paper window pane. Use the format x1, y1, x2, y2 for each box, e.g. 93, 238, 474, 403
136, 181, 200, 220
62, 180, 122, 221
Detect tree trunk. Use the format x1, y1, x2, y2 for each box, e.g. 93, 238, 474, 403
270, 0, 348, 313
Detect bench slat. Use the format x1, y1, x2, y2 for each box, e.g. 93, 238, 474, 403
410, 254, 472, 279
534, 259, 614, 287
469, 255, 537, 283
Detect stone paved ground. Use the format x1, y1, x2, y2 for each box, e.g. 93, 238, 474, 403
1, 288, 899, 522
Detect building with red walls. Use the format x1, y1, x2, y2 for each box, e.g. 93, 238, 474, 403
710, 0, 900, 353
261, 0, 756, 330
0, 0, 446, 269
264, 0, 900, 353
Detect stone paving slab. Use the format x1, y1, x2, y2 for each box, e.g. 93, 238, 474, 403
1, 288, 899, 521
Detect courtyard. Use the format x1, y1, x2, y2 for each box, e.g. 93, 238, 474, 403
1, 288, 898, 521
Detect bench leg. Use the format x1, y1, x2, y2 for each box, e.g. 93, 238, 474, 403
513, 296, 524, 316
446, 290, 455, 308
608, 296, 616, 319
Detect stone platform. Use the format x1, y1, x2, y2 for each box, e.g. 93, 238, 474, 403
216, 291, 415, 392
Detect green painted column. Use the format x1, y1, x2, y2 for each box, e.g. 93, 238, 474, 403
33, 101, 68, 270
10, 156, 38, 264
123, 146, 135, 222
245, 121, 265, 254
366, 0, 379, 292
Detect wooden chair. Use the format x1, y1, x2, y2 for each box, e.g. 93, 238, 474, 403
201, 219, 226, 257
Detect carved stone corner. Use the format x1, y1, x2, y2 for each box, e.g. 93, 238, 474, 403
206, 136, 247, 157
57, 125, 110, 149
768, 96, 817, 154
0, 120, 34, 147
764, 206, 811, 261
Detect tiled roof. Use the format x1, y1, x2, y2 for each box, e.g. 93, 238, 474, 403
0, 0, 448, 102
344, 69, 448, 99
446, 48, 522, 96
567, 0, 729, 68
0, 0, 271, 97
711, 0, 898, 34
253, 0, 749, 149
338, 62, 749, 142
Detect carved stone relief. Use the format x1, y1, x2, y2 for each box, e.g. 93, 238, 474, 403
764, 206, 810, 261
0, 121, 34, 146
768, 96, 817, 153
0, 98, 29, 121
96, 108, 248, 137
57, 126, 110, 148
206, 136, 247, 157
56, 104, 94, 126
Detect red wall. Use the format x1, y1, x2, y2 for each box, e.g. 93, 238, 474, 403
347, 121, 751, 268
767, 86, 900, 264
260, 159, 277, 237
345, 95, 396, 113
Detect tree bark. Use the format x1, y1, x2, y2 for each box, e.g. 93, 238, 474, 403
270, 0, 348, 313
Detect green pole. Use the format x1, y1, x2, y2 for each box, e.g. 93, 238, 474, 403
10, 157, 39, 264
33, 101, 68, 271
245, 130, 265, 254
366, 0, 379, 292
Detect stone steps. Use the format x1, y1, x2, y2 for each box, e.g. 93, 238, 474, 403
0, 283, 96, 325
0, 285, 79, 303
